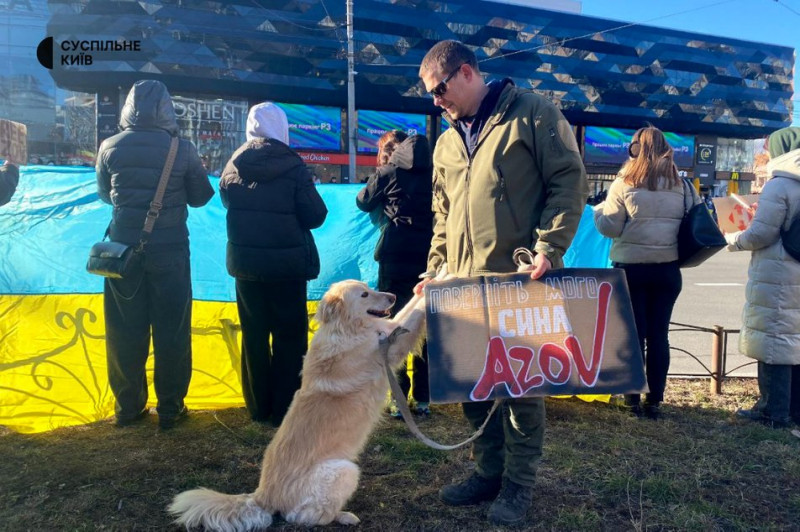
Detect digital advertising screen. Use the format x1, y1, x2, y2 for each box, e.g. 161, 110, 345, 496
357, 110, 427, 153
583, 126, 637, 166
279, 103, 342, 151
663, 131, 695, 168
584, 126, 695, 168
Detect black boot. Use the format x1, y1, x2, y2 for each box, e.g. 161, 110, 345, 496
114, 408, 149, 428
610, 395, 642, 418
158, 406, 189, 431
736, 408, 789, 429
487, 479, 533, 525
439, 472, 502, 506
643, 402, 661, 420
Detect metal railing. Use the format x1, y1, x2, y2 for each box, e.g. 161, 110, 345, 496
669, 321, 755, 393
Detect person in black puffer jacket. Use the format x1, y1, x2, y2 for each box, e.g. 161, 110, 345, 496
357, 132, 434, 417
96, 79, 214, 430
220, 102, 328, 425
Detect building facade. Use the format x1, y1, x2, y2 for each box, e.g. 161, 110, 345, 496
2, 0, 794, 190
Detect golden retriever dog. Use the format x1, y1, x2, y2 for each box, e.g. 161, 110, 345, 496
168, 280, 428, 531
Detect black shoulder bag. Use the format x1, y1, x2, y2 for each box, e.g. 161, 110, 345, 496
781, 214, 800, 261
677, 180, 726, 268
87, 137, 179, 278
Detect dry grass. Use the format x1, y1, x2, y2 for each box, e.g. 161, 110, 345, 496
1, 378, 798, 531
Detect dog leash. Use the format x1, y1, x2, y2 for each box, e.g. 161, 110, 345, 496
512, 247, 536, 270
380, 328, 500, 451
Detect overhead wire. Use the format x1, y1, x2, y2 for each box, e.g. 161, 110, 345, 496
772, 0, 800, 17
478, 0, 742, 64
349, 0, 743, 68
318, 0, 348, 56
246, 0, 345, 33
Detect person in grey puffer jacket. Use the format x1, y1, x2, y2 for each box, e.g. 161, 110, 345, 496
96, 79, 214, 430
220, 102, 328, 426
594, 126, 702, 420
726, 126, 800, 428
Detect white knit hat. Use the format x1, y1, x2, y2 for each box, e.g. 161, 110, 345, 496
246, 102, 289, 144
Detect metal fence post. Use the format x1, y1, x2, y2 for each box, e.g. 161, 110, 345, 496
710, 325, 724, 394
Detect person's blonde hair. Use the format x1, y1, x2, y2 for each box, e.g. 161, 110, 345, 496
619, 126, 679, 190
376, 130, 407, 166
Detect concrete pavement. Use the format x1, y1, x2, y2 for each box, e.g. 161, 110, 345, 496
668, 248, 755, 377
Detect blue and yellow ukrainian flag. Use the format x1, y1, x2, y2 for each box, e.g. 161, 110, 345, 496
0, 167, 610, 434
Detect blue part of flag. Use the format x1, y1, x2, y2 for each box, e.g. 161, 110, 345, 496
0, 167, 609, 300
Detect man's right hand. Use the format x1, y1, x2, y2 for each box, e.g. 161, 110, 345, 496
414, 264, 450, 294
413, 277, 432, 295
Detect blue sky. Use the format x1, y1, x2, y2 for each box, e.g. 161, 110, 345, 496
581, 0, 798, 125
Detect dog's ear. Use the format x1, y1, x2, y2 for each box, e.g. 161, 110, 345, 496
316, 291, 345, 324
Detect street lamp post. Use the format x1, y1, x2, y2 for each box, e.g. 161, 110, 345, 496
346, 0, 356, 183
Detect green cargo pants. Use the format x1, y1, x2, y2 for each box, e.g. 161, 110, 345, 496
462, 397, 545, 488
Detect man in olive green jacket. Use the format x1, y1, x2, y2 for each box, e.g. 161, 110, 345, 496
418, 40, 588, 525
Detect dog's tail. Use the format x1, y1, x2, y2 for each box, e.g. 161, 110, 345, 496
168, 488, 272, 532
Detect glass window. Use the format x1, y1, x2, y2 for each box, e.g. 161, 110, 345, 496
715, 138, 758, 172
172, 96, 248, 177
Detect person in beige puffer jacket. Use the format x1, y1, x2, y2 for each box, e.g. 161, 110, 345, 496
725, 126, 800, 428
594, 126, 701, 420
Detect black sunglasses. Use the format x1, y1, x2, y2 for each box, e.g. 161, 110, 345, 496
428, 64, 464, 98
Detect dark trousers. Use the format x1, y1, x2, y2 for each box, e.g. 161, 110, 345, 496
235, 278, 308, 424
463, 397, 545, 488
754, 362, 800, 424
104, 246, 192, 421
616, 261, 682, 405
378, 275, 429, 403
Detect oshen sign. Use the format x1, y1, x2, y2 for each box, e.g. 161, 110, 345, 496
424, 269, 646, 403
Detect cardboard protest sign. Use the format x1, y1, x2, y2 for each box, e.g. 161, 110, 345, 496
424, 269, 646, 403
0, 120, 27, 165
712, 194, 758, 233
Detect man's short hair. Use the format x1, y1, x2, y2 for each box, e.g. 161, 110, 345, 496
419, 40, 479, 77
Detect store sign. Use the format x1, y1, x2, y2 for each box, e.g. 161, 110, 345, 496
297, 152, 375, 166
96, 91, 119, 145
97, 93, 117, 116
97, 116, 118, 140
696, 142, 716, 166
173, 100, 238, 122
425, 269, 646, 403
357, 110, 427, 153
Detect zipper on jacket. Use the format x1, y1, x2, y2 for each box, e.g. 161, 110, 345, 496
497, 165, 520, 231
458, 88, 515, 276
465, 159, 475, 275
498, 166, 506, 202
